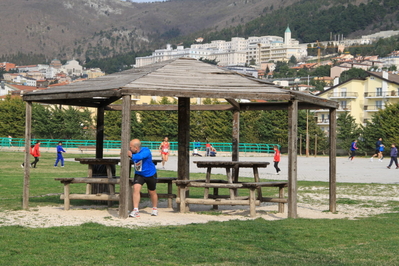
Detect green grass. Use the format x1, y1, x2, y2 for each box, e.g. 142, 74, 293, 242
1, 151, 399, 265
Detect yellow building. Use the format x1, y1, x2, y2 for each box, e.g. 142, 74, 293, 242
315, 71, 399, 132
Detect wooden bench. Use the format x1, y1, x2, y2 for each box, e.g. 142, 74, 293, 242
55, 177, 177, 210
77, 146, 96, 153
174, 179, 287, 217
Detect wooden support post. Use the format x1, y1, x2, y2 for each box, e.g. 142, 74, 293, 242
96, 106, 105, 159
231, 109, 240, 199
22, 101, 32, 210
178, 97, 190, 212
232, 110, 240, 161
314, 134, 318, 157
288, 100, 298, 218
329, 108, 337, 213
119, 95, 131, 218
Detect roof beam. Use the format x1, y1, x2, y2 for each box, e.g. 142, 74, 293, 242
105, 104, 235, 111
225, 98, 240, 110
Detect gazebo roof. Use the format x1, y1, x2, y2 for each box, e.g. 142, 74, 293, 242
23, 58, 338, 110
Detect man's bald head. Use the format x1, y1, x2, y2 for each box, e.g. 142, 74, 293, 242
130, 139, 142, 154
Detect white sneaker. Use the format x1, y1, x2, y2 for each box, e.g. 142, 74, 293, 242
370, 158, 373, 162
151, 209, 158, 216
276, 172, 280, 175
129, 210, 140, 218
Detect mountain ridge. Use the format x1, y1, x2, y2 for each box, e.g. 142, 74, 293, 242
0, 0, 396, 64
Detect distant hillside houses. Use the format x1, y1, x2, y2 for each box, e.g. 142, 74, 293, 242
135, 26, 305, 68
1, 59, 105, 90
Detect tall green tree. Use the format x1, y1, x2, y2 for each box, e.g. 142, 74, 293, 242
362, 103, 399, 152
337, 112, 362, 154
32, 105, 94, 139
0, 95, 25, 138
104, 110, 143, 140
138, 97, 178, 141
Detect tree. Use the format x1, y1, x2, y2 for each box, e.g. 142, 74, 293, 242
138, 97, 178, 141
362, 103, 399, 153
289, 55, 297, 65
340, 68, 368, 83
0, 95, 25, 137
32, 105, 94, 139
337, 112, 362, 154
104, 110, 143, 140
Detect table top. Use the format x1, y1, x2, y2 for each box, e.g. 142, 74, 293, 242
75, 158, 121, 164
194, 161, 269, 168
75, 157, 163, 164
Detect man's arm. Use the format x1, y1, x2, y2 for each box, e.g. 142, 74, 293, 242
132, 149, 151, 160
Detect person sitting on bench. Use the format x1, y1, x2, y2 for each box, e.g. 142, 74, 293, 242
209, 145, 217, 157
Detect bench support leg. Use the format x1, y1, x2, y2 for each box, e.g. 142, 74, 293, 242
167, 182, 173, 209
204, 167, 211, 199
63, 182, 71, 211
212, 188, 219, 210
278, 186, 285, 213
249, 188, 256, 217
106, 165, 114, 207
253, 167, 262, 200
179, 186, 188, 213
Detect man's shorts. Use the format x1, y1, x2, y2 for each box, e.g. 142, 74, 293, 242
132, 174, 157, 191
375, 149, 380, 154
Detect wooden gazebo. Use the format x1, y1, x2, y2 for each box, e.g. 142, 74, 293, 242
22, 58, 338, 218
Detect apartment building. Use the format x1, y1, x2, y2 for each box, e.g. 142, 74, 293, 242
315, 71, 399, 132
258, 27, 303, 63
135, 27, 303, 68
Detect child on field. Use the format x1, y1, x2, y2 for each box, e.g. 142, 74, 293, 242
273, 145, 281, 175
54, 141, 66, 167
378, 144, 385, 162
387, 144, 398, 169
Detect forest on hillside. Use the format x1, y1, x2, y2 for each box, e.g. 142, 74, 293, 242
183, 0, 399, 46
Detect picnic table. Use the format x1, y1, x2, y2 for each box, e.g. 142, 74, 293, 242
55, 157, 174, 210
175, 160, 287, 217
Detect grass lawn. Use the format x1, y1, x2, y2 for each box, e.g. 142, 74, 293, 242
1, 151, 399, 265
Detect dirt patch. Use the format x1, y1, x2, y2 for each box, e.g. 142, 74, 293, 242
1, 189, 393, 229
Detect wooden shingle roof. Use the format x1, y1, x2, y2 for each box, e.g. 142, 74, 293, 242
23, 58, 337, 109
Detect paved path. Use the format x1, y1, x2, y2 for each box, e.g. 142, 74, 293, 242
156, 155, 399, 184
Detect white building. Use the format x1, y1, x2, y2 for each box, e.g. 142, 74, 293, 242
60, 59, 83, 76
258, 27, 303, 63
0, 82, 14, 97
135, 27, 302, 68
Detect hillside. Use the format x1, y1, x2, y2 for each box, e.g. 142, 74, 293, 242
0, 0, 294, 63
0, 0, 397, 64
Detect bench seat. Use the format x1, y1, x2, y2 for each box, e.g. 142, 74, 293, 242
55, 177, 177, 210
174, 180, 288, 217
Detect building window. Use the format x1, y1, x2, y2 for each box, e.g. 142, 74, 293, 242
341, 88, 347, 97
376, 101, 383, 109
376, 87, 382, 96
340, 101, 347, 109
